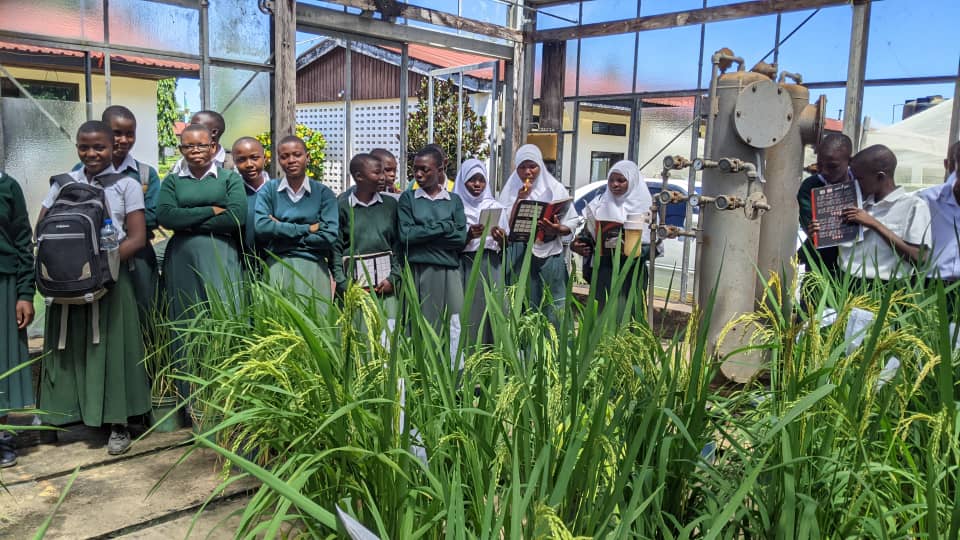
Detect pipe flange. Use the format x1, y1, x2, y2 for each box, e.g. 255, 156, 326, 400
734, 80, 793, 148
744, 191, 770, 220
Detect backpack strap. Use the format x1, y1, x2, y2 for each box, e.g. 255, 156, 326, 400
50, 173, 76, 187
136, 161, 151, 189
93, 172, 127, 189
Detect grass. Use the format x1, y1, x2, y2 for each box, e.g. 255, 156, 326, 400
164, 245, 960, 539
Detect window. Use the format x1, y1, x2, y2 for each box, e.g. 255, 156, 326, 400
592, 121, 627, 136
1, 78, 80, 101
590, 151, 623, 181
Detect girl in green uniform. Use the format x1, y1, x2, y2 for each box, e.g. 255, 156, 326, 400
398, 147, 467, 355
39, 121, 150, 455
157, 124, 246, 398
571, 160, 652, 316
0, 171, 35, 467
452, 159, 506, 345
232, 136, 269, 270
498, 144, 578, 325
255, 136, 338, 313
332, 154, 401, 320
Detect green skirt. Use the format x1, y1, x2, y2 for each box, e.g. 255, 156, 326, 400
593, 246, 649, 319
128, 244, 159, 321
460, 249, 503, 345
40, 268, 150, 426
0, 274, 33, 411
163, 233, 243, 323
412, 264, 464, 326
266, 256, 332, 317
506, 243, 568, 326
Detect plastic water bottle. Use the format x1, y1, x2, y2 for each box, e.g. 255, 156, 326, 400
99, 218, 119, 252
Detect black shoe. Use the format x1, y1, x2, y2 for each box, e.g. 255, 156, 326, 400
0, 440, 18, 468
107, 426, 132, 456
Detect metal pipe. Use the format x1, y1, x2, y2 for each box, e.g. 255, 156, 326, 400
344, 39, 353, 192
948, 55, 960, 158
102, 0, 111, 106
489, 61, 499, 190
681, 94, 701, 304
457, 71, 464, 169
400, 44, 409, 189
199, 0, 210, 109
428, 76, 435, 144
83, 51, 94, 121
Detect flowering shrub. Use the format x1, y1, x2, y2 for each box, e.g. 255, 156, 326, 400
256, 124, 327, 180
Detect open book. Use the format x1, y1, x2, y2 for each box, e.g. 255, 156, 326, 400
811, 180, 864, 248
478, 207, 502, 230
343, 251, 392, 289
596, 220, 624, 254
507, 197, 573, 243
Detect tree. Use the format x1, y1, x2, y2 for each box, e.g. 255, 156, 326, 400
256, 124, 327, 182
406, 77, 488, 180
156, 78, 179, 160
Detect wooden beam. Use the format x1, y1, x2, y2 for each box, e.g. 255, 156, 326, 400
842, 0, 869, 151
295, 3, 514, 60
534, 0, 850, 42
273, 0, 297, 150
318, 0, 522, 42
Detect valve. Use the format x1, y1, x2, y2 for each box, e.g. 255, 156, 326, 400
714, 194, 744, 211
744, 192, 770, 220
693, 158, 718, 171
688, 193, 716, 207
717, 157, 746, 173
657, 225, 698, 240
662, 155, 691, 170
657, 190, 688, 205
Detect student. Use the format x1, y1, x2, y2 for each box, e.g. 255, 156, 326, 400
571, 160, 651, 314
409, 144, 455, 192
370, 148, 401, 195
38, 121, 150, 455
918, 168, 960, 312
255, 136, 338, 310
498, 144, 578, 324
332, 154, 401, 319
157, 124, 246, 384
172, 110, 233, 174
797, 133, 853, 277
0, 171, 35, 467
98, 105, 162, 329
452, 158, 506, 344
232, 137, 269, 267
944, 140, 959, 182
828, 145, 931, 287
398, 146, 467, 330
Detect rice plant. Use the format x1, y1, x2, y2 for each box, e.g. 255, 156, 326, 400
167, 244, 960, 539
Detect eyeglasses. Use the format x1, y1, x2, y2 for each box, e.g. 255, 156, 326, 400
179, 143, 212, 152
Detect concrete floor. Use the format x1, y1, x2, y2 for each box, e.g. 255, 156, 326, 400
0, 417, 255, 539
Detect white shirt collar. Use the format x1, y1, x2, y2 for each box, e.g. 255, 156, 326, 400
115, 153, 138, 174
414, 187, 450, 201
178, 162, 218, 180
349, 191, 383, 207
70, 164, 119, 183
278, 176, 311, 195
214, 145, 227, 166
866, 186, 907, 207
245, 171, 270, 193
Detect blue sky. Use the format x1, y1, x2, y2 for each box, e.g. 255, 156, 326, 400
181, 0, 958, 129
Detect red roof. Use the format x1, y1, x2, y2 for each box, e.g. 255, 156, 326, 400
173, 121, 187, 136
384, 43, 502, 80
824, 118, 842, 132
0, 40, 199, 72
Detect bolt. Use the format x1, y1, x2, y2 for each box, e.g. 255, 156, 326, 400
772, 137, 777, 142
736, 111, 741, 117
746, 137, 752, 143
787, 114, 792, 121
752, 86, 757, 93
777, 88, 782, 94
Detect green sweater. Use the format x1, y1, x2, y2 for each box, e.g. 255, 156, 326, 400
156, 168, 247, 237
397, 190, 467, 268
254, 178, 338, 263
331, 192, 402, 291
0, 174, 35, 301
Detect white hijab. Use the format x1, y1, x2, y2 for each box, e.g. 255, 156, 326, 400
587, 160, 652, 242
454, 159, 504, 252
497, 144, 568, 208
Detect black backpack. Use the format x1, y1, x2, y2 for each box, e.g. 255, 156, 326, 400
36, 173, 124, 349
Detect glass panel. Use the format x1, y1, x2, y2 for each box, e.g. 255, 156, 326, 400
536, 3, 580, 30
574, 100, 632, 189
701, 15, 777, 85
1, 98, 88, 222
640, 0, 703, 16
775, 7, 850, 84
462, 1, 510, 28
581, 0, 638, 24
866, 0, 960, 79
564, 40, 578, 97
860, 83, 955, 189
0, 0, 103, 41
560, 131, 574, 188
208, 0, 271, 63
636, 99, 696, 180
208, 66, 270, 160
578, 34, 637, 96
108, 0, 199, 55
636, 26, 702, 91
533, 43, 543, 99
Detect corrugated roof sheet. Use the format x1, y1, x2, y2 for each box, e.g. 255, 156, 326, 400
0, 40, 199, 72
